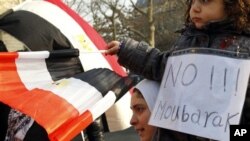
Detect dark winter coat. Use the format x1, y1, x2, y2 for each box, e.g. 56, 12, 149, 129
117, 20, 250, 141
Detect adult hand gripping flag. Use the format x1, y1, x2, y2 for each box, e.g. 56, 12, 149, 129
0, 49, 138, 141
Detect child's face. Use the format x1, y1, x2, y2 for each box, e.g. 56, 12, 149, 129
189, 0, 227, 29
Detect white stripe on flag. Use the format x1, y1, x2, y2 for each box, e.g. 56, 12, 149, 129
18, 51, 50, 59
14, 0, 112, 71
89, 91, 116, 120
39, 78, 103, 114
16, 52, 53, 90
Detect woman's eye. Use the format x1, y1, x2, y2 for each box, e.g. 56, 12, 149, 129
135, 107, 145, 113
200, 0, 209, 4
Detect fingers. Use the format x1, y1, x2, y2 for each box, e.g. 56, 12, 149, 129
107, 41, 120, 49
105, 41, 120, 55
106, 46, 119, 55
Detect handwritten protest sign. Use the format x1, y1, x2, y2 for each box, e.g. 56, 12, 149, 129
149, 50, 250, 141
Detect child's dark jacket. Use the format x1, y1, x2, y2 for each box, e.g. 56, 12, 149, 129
118, 20, 250, 141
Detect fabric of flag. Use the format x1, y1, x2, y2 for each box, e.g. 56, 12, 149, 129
0, 0, 133, 133
0, 50, 138, 141
0, 0, 125, 75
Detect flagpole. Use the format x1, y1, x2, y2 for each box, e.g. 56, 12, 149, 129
79, 50, 106, 53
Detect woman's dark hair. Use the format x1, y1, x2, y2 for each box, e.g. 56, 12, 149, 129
185, 0, 250, 31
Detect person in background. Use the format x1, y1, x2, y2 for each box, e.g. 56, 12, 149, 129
106, 0, 250, 141
130, 79, 160, 141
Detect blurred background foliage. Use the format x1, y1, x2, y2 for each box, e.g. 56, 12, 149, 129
64, 0, 187, 51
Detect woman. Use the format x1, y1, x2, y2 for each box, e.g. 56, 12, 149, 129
130, 79, 160, 141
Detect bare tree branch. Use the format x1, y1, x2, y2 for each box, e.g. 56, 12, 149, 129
129, 0, 147, 17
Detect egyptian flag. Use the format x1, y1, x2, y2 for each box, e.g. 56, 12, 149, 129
0, 50, 137, 141
0, 0, 125, 75
0, 0, 133, 133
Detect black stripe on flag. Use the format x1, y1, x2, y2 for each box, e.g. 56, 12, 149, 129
0, 10, 72, 51
46, 49, 84, 81
74, 68, 139, 100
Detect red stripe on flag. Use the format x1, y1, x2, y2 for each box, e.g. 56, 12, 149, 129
50, 110, 93, 141
0, 52, 103, 140
0, 88, 79, 134
0, 52, 19, 60
0, 52, 27, 95
45, 0, 126, 76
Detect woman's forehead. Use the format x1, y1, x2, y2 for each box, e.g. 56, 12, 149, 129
130, 97, 147, 110
133, 89, 144, 98
131, 93, 147, 105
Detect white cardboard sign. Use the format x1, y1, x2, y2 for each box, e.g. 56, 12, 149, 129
149, 53, 250, 141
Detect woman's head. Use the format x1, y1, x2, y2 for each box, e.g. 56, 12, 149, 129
130, 79, 160, 141
185, 0, 250, 30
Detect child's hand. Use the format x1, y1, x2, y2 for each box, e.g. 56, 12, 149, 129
105, 41, 120, 55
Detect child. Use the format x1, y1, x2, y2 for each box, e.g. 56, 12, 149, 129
130, 79, 160, 141
106, 0, 250, 140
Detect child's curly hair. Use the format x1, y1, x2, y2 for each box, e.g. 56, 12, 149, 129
185, 0, 250, 31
